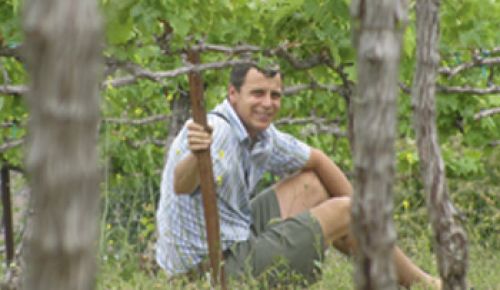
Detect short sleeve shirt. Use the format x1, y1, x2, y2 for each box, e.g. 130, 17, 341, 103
156, 99, 311, 276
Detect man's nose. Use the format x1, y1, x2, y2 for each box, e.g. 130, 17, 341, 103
262, 92, 272, 106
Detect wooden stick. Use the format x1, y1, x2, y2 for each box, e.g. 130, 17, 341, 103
187, 49, 226, 289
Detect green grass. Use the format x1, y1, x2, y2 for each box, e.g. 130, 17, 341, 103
1, 217, 498, 289
2, 173, 498, 289
95, 237, 500, 290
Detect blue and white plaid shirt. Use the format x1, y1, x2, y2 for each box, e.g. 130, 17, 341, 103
156, 100, 310, 276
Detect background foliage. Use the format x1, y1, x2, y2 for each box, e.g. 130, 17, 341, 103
1, 0, 499, 288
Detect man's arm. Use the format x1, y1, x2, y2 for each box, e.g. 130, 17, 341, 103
173, 121, 212, 194
303, 148, 353, 197
173, 153, 200, 194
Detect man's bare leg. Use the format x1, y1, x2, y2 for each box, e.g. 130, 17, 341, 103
274, 171, 441, 289
333, 232, 441, 289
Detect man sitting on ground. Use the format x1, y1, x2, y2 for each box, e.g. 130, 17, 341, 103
156, 63, 441, 288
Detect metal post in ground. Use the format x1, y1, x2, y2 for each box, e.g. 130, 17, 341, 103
1, 164, 14, 267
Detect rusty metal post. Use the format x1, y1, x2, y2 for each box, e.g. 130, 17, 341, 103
1, 164, 14, 267
187, 49, 226, 289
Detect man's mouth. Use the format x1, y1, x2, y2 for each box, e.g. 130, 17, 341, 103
254, 111, 272, 121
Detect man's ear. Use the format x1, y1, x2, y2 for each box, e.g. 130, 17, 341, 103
228, 85, 237, 104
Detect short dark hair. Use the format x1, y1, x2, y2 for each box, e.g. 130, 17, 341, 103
230, 63, 282, 91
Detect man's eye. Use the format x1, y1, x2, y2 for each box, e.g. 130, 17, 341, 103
252, 90, 265, 97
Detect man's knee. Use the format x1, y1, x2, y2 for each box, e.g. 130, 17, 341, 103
336, 196, 351, 212
323, 196, 351, 217
311, 196, 352, 243
292, 171, 328, 200
274, 171, 329, 219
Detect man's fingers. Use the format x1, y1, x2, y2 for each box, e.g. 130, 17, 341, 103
189, 142, 211, 151
190, 145, 210, 152
187, 130, 211, 138
187, 120, 213, 152
188, 133, 212, 152
187, 121, 213, 135
188, 136, 212, 146
187, 121, 210, 132
187, 121, 202, 130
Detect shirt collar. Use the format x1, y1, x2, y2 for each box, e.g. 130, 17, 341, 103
216, 99, 270, 144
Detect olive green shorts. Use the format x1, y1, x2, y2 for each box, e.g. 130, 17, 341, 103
223, 187, 326, 286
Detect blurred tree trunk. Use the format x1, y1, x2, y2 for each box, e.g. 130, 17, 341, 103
411, 1, 468, 289
163, 89, 190, 162
350, 1, 408, 289
22, 0, 103, 289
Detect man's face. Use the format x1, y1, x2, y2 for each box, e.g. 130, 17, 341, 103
229, 68, 282, 138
